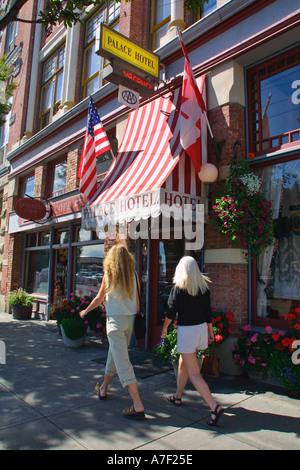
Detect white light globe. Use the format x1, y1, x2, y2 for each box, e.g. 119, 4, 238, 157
198, 163, 218, 183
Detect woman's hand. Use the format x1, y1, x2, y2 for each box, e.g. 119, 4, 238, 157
161, 326, 168, 338
79, 309, 87, 319
207, 323, 214, 344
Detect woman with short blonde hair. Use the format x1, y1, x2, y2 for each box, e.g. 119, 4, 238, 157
162, 256, 223, 426
80, 244, 145, 420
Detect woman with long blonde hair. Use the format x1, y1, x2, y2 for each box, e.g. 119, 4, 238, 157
161, 256, 223, 426
80, 244, 145, 420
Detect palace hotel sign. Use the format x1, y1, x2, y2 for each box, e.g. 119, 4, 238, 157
96, 24, 160, 97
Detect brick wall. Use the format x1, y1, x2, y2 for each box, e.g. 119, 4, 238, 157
207, 102, 246, 167
205, 263, 248, 336
204, 101, 248, 336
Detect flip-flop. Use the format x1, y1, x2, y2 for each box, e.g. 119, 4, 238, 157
122, 405, 145, 420
207, 405, 223, 426
95, 383, 107, 400
166, 395, 182, 406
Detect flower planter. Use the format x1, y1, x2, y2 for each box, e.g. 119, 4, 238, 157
11, 305, 32, 320
60, 325, 86, 348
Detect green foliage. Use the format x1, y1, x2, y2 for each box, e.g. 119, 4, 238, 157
212, 159, 274, 259
0, 55, 18, 127
8, 288, 34, 307
154, 310, 234, 365
61, 316, 87, 340
37, 0, 208, 29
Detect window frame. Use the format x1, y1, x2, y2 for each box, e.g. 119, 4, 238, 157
247, 46, 300, 156
46, 156, 68, 198
19, 173, 35, 199
81, 2, 120, 99
250, 153, 300, 330
39, 44, 65, 130
150, 0, 171, 51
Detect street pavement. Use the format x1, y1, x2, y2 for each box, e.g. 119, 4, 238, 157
0, 311, 299, 451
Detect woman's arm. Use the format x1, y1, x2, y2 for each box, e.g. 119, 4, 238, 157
79, 276, 106, 318
161, 316, 172, 338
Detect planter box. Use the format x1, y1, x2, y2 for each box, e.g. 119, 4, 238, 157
60, 325, 86, 348
11, 305, 32, 320
216, 337, 243, 376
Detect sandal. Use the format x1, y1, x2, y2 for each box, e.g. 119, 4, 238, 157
95, 383, 107, 400
207, 405, 223, 426
166, 395, 182, 406
122, 405, 145, 420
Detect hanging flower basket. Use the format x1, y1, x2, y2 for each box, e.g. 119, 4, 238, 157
212, 159, 274, 259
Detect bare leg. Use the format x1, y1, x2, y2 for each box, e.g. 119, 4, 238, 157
98, 373, 114, 397
175, 355, 189, 399
181, 352, 219, 412
126, 382, 144, 412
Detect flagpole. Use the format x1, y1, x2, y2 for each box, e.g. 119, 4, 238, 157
176, 27, 214, 140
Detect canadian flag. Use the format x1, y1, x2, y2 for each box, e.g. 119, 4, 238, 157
179, 33, 207, 174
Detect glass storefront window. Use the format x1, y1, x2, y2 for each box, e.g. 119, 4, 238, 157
40, 231, 51, 246
255, 158, 300, 322
75, 244, 104, 297
157, 240, 184, 325
25, 250, 50, 294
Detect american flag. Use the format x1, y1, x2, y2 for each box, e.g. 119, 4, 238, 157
77, 97, 112, 200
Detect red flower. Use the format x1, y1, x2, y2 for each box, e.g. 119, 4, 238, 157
226, 311, 234, 320
217, 323, 224, 331
285, 313, 297, 322
293, 323, 300, 331
281, 337, 292, 348
272, 333, 280, 342
295, 307, 300, 314
215, 334, 223, 342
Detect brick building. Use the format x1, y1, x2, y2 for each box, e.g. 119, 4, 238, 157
0, 0, 299, 356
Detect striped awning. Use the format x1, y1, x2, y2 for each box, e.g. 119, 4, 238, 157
82, 88, 206, 230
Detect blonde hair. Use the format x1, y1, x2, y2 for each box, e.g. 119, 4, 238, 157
103, 244, 136, 300
173, 256, 211, 296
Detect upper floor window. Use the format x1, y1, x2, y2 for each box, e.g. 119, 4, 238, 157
247, 46, 300, 155
82, 2, 120, 99
96, 131, 117, 180
51, 159, 67, 197
39, 44, 65, 129
4, 22, 17, 55
20, 174, 35, 198
151, 0, 171, 50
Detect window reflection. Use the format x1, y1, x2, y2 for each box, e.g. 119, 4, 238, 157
75, 244, 104, 297
26, 250, 49, 294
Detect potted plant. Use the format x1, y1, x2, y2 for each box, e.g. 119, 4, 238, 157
212, 158, 274, 259
8, 288, 35, 320
233, 308, 300, 396
52, 292, 106, 348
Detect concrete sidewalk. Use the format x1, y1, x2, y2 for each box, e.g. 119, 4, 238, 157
0, 312, 299, 451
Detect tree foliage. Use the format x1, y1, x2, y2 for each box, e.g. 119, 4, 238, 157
0, 55, 18, 128
37, 0, 209, 29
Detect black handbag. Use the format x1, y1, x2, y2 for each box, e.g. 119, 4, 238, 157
134, 272, 146, 340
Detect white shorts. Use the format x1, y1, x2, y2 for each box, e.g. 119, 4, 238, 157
177, 323, 208, 354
